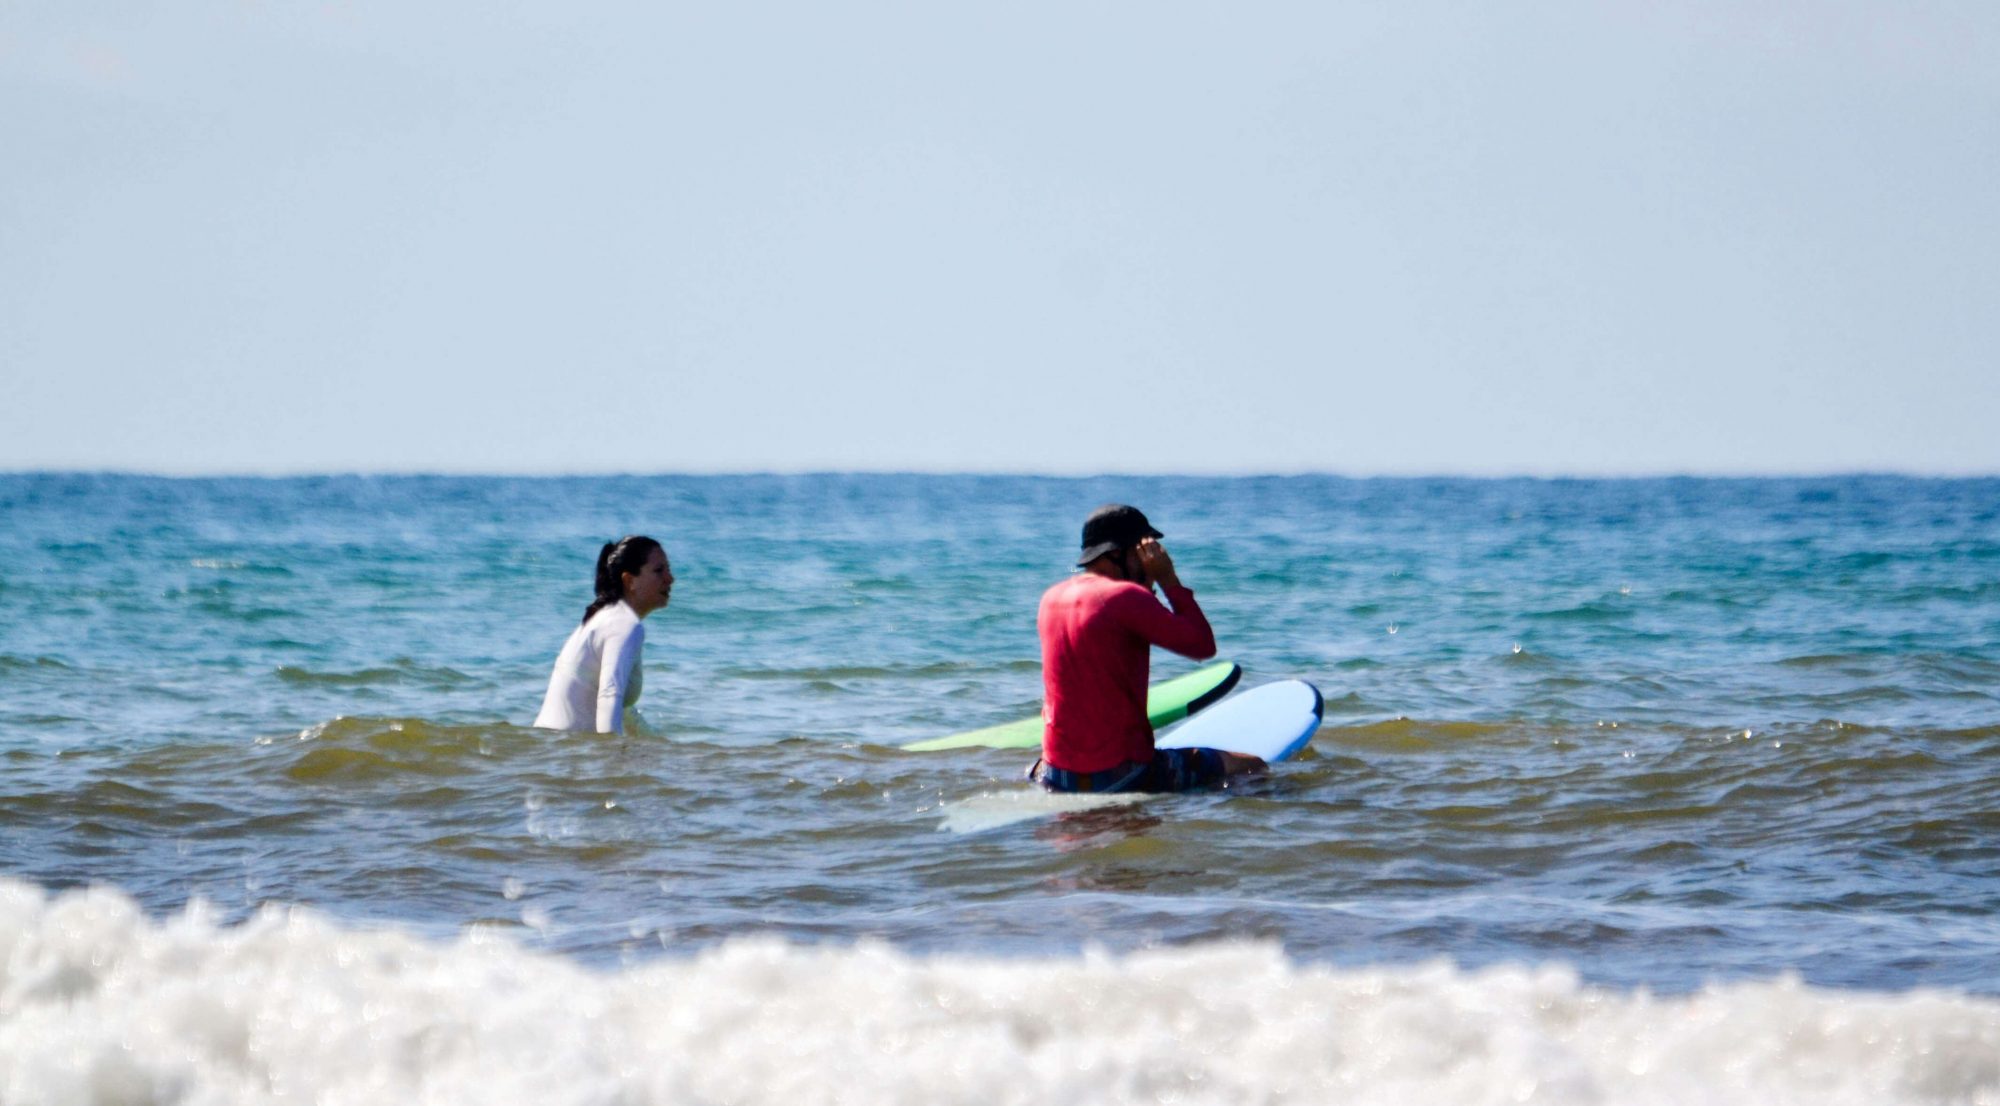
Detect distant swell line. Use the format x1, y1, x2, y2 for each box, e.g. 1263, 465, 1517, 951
275, 664, 473, 688
720, 660, 1038, 681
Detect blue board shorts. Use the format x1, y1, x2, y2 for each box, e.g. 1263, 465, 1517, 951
1028, 748, 1229, 794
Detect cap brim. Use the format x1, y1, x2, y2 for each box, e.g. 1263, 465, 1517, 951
1077, 541, 1121, 566
1076, 528, 1164, 567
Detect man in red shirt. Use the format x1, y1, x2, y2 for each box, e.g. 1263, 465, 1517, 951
1031, 504, 1266, 792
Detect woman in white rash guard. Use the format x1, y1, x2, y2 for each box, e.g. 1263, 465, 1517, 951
534, 535, 674, 734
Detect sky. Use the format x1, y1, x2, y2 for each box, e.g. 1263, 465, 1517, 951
2, 1, 1995, 476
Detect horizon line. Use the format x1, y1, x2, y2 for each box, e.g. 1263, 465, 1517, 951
5, 466, 1997, 482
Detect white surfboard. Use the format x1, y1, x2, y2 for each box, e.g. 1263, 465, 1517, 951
1154, 679, 1322, 762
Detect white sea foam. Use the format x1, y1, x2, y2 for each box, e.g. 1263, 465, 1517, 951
2, 879, 1997, 1106
938, 788, 1151, 834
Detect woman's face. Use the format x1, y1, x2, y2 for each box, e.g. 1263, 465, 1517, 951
623, 549, 674, 615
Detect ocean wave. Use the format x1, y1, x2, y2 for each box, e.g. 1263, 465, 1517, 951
273, 661, 476, 688
0, 654, 73, 673
270, 717, 536, 781
1, 879, 1996, 1106
1521, 601, 1635, 622
1331, 718, 1517, 750
718, 659, 1040, 681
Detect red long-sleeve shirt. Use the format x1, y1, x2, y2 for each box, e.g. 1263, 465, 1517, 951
1038, 573, 1216, 773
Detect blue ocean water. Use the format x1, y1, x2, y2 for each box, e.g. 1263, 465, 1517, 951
3, 473, 1998, 1102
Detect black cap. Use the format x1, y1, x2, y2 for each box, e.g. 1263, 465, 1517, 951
1077, 504, 1163, 566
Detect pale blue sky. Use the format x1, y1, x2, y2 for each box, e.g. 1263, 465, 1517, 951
3, 2, 1995, 475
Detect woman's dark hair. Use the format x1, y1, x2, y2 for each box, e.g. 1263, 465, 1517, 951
583, 535, 665, 625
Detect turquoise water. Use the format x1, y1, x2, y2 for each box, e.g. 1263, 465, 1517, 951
3, 473, 1998, 1002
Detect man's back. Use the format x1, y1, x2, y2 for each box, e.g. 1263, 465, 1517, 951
1039, 572, 1215, 773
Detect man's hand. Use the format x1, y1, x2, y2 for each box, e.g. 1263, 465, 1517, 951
1135, 537, 1182, 591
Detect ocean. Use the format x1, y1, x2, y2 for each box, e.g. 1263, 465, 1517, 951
2, 472, 1997, 1103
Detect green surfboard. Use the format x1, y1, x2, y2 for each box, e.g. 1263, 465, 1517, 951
901, 661, 1242, 752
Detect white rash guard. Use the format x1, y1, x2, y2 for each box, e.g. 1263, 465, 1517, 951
533, 600, 646, 734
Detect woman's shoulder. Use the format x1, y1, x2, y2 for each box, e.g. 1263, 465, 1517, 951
588, 601, 645, 639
